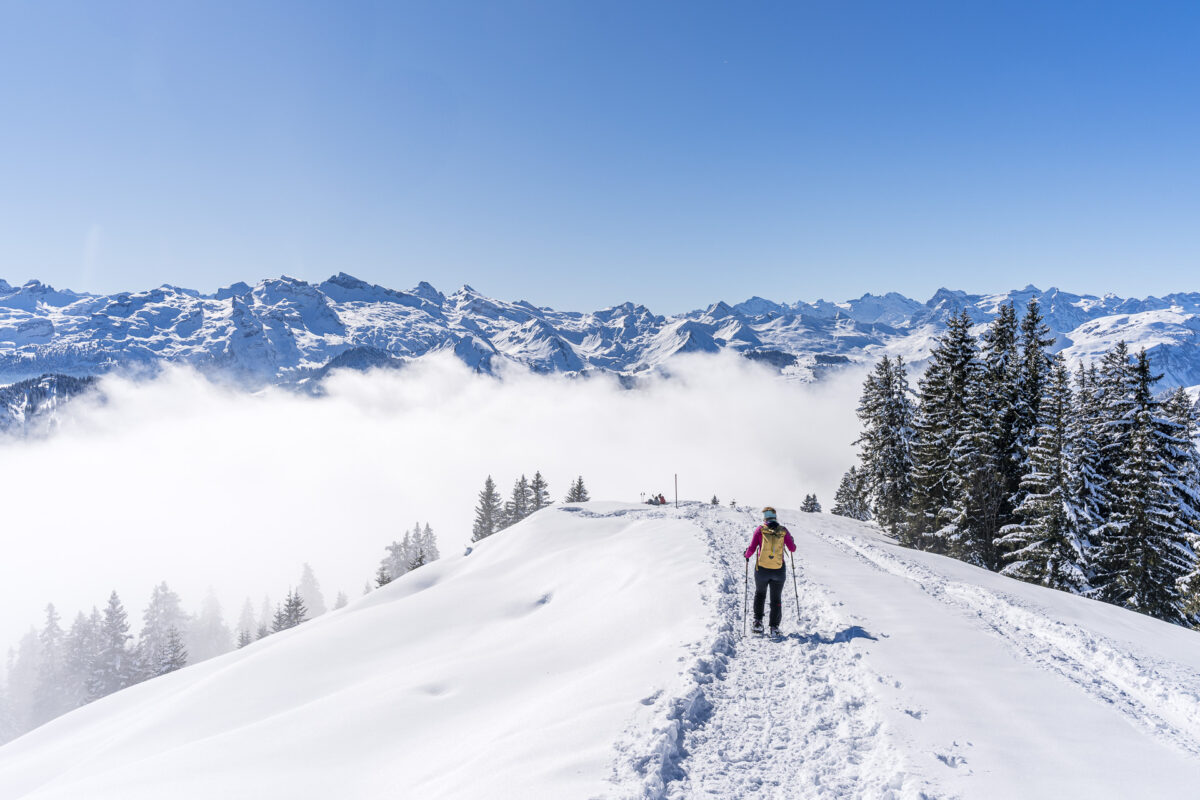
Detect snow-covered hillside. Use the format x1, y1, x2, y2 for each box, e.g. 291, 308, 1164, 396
3, 503, 1199, 799
3, 277, 1200, 390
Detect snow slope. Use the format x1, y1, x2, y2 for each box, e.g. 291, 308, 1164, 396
3, 503, 1200, 799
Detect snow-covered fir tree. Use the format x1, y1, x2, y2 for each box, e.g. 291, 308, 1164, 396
272, 589, 308, 632
420, 523, 440, 564
504, 475, 534, 527
31, 604, 70, 728
1010, 298, 1056, 521
88, 591, 133, 701
530, 471, 551, 511
375, 563, 393, 587
334, 591, 349, 610
800, 494, 821, 513
256, 596, 273, 640
187, 590, 232, 664
1091, 351, 1196, 622
236, 599, 257, 649
976, 303, 1021, 567
1066, 364, 1106, 573
997, 354, 1088, 592
831, 466, 872, 521
1164, 387, 1200, 623
6, 631, 39, 734
136, 582, 187, 681
855, 355, 914, 538
62, 609, 100, 710
940, 339, 1000, 567
565, 476, 591, 503
907, 311, 978, 553
297, 563, 327, 618
0, 680, 17, 745
472, 475, 503, 541
156, 628, 188, 676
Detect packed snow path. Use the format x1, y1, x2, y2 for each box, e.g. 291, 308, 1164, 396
610, 503, 1200, 799
666, 506, 912, 799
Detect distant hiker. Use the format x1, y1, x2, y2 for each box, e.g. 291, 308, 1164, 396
744, 506, 796, 636
658, 493, 666, 505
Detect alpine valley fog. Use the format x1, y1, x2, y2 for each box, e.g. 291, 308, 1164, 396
0, 352, 864, 651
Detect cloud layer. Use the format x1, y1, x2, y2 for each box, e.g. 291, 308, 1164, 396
0, 354, 866, 649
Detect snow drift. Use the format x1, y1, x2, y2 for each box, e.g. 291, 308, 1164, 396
3, 503, 1200, 799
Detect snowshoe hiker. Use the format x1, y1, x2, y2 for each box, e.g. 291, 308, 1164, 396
744, 507, 796, 636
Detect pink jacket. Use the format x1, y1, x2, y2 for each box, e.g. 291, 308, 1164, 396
744, 524, 797, 560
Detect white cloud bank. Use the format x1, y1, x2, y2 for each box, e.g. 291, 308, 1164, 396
0, 353, 866, 649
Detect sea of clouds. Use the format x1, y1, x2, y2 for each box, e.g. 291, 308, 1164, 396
0, 352, 866, 650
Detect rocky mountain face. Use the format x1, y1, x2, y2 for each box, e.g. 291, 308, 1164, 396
2, 275, 1200, 393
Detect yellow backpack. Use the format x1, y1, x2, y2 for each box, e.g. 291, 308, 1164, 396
756, 525, 789, 569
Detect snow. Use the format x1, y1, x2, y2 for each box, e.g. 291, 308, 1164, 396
3, 278, 1200, 389
3, 503, 1200, 799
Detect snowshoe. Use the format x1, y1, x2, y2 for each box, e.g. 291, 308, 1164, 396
751, 621, 764, 635
769, 627, 781, 638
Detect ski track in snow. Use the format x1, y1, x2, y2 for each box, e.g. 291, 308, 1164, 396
604, 505, 923, 800
810, 526, 1200, 760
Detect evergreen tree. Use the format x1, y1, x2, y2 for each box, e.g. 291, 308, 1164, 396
156, 628, 188, 676
565, 476, 591, 503
32, 604, 70, 727
257, 596, 273, 639
978, 303, 1022, 566
6, 631, 39, 734
1010, 298, 1056, 518
136, 582, 186, 681
1066, 364, 1106, 575
503, 475, 533, 527
420, 523, 440, 563
186, 590, 232, 664
236, 598, 257, 649
472, 475, 504, 541
831, 466, 872, 521
380, 532, 412, 583
941, 345, 1001, 567
1164, 387, 1200, 623
297, 563, 327, 618
530, 471, 551, 511
1091, 351, 1195, 622
997, 355, 1088, 591
334, 591, 349, 610
62, 609, 99, 711
855, 355, 915, 538
907, 311, 978, 553
711, 495, 720, 506
88, 591, 133, 701
800, 494, 821, 513
0, 681, 17, 745
272, 589, 308, 632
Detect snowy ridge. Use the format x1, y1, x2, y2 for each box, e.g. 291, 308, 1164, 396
3, 504, 1200, 798
4, 278, 1200, 389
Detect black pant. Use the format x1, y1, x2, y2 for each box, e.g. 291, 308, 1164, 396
754, 565, 786, 628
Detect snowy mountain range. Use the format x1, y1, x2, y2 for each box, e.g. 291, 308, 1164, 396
3, 502, 1199, 799
3, 276, 1200, 390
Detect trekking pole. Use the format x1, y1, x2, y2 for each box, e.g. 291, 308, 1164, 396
788, 549, 801, 624
743, 557, 749, 638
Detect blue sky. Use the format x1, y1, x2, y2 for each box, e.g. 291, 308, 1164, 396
1, 1, 1198, 312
